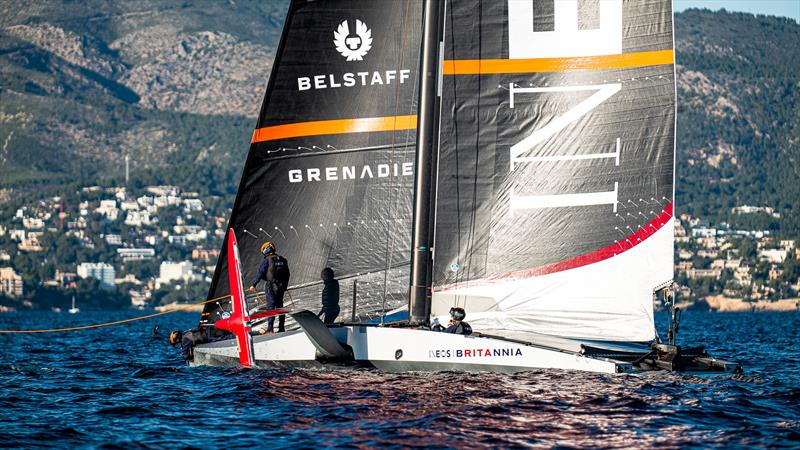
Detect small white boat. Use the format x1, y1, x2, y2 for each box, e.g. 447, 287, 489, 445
68, 296, 79, 314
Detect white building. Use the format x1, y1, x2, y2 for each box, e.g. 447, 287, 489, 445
183, 199, 203, 212
22, 217, 44, 229
9, 229, 25, 241
146, 186, 180, 197
759, 249, 788, 264
116, 248, 156, 261
157, 261, 195, 287
692, 227, 717, 238
124, 210, 155, 227
0, 267, 23, 297
77, 263, 116, 289
105, 234, 123, 246
154, 195, 182, 208
120, 200, 139, 211
95, 200, 118, 221
173, 225, 207, 242
168, 235, 188, 246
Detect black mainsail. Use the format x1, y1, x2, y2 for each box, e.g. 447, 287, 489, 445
429, 0, 676, 342
204, 0, 423, 324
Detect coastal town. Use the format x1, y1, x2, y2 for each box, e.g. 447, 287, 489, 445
0, 184, 798, 312
0, 185, 226, 311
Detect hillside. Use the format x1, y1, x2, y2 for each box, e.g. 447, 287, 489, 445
0, 0, 287, 196
675, 10, 800, 234
0, 5, 798, 233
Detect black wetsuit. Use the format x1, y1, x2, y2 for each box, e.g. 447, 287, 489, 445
443, 321, 472, 335
319, 278, 340, 324
252, 254, 290, 332
180, 326, 229, 361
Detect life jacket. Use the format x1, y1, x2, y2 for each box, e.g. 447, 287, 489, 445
263, 254, 290, 284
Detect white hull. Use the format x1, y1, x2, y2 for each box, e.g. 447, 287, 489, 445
193, 325, 626, 374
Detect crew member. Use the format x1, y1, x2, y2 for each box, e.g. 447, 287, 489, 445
169, 325, 229, 361
434, 307, 472, 335
318, 267, 340, 324
250, 241, 291, 333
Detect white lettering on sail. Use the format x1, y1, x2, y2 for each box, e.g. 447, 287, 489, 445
377, 164, 390, 177
511, 182, 619, 213
509, 84, 621, 170
507, 83, 621, 212
296, 69, 411, 92
507, 0, 622, 59
287, 163, 414, 183
325, 167, 338, 181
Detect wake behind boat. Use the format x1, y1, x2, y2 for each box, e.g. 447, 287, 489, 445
188, 0, 739, 374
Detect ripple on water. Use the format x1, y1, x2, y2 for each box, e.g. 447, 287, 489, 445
0, 311, 799, 447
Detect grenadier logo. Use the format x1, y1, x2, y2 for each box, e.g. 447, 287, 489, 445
334, 19, 372, 61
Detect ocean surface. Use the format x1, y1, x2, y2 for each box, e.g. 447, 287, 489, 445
0, 310, 798, 449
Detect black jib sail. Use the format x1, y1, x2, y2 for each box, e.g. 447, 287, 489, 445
429, 0, 676, 342
203, 0, 422, 324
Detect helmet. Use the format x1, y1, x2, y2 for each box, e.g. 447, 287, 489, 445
321, 267, 334, 281
449, 307, 466, 321
169, 330, 183, 346
260, 242, 276, 255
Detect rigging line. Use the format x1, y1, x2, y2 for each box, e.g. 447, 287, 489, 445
447, 0, 463, 300
430, 0, 447, 306
0, 294, 232, 333
381, 0, 413, 323
464, 0, 484, 311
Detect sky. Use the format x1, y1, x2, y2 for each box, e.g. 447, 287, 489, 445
674, 0, 800, 22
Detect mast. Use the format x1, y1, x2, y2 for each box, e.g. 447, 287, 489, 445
409, 0, 444, 326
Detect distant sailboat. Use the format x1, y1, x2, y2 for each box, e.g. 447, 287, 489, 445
192, 0, 739, 373
68, 296, 79, 315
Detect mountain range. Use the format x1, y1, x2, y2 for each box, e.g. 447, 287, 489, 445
0, 3, 798, 234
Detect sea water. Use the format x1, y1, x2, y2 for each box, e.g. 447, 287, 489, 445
0, 310, 798, 448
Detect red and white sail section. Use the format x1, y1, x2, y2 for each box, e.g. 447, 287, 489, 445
431, 0, 676, 342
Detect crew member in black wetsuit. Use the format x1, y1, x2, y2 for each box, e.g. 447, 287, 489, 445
250, 241, 290, 333
318, 267, 340, 324
169, 326, 229, 361
433, 307, 473, 335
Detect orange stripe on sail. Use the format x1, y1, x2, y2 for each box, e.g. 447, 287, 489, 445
443, 49, 674, 75
251, 115, 418, 143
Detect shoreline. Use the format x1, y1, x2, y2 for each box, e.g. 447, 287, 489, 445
655, 296, 800, 312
